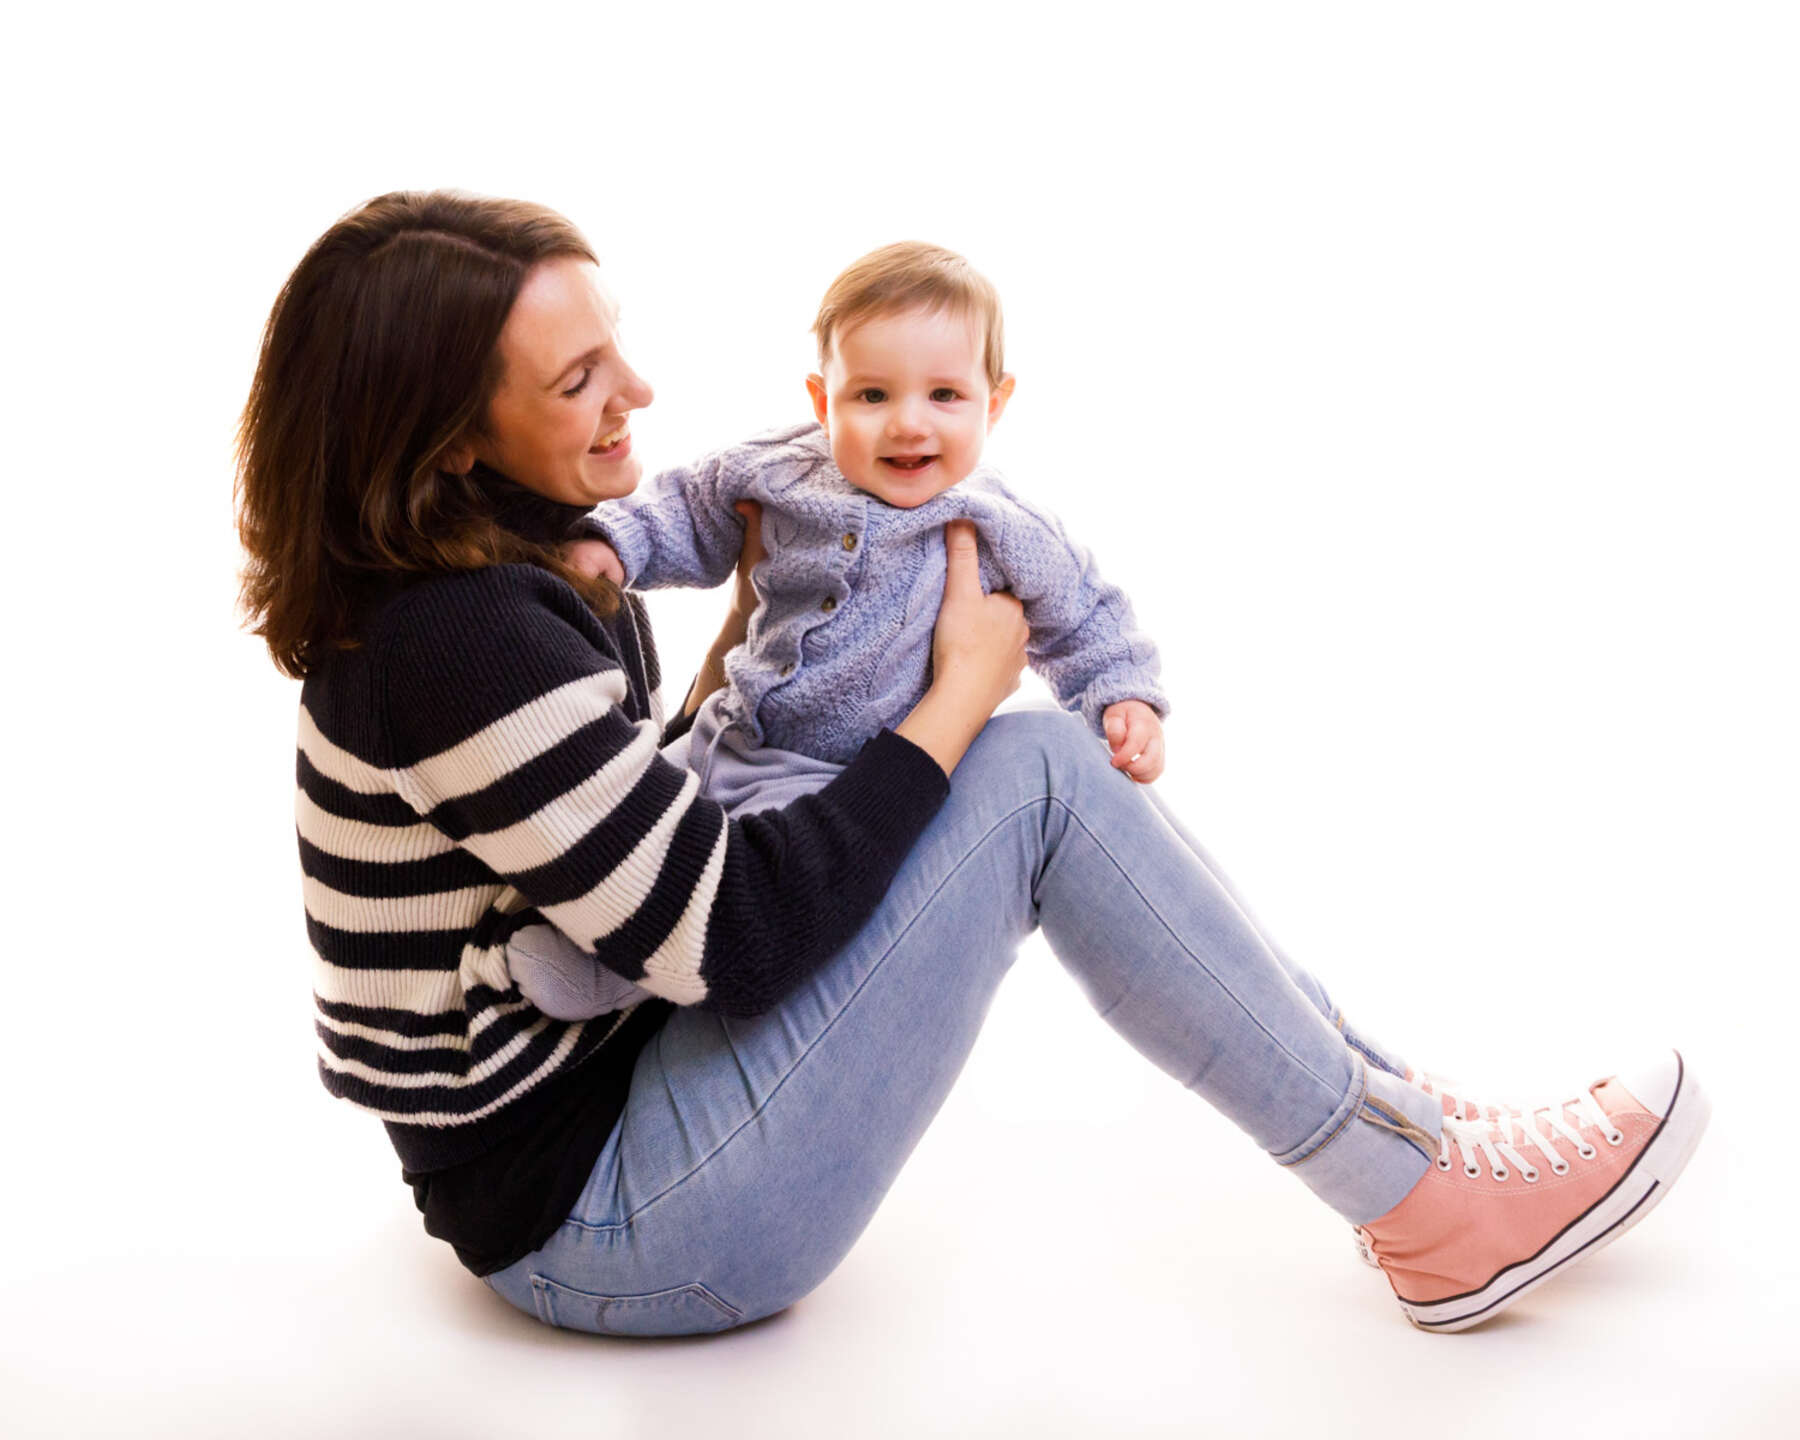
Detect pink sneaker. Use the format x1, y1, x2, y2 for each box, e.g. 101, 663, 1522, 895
1351, 1067, 1525, 1267
1358, 1050, 1709, 1331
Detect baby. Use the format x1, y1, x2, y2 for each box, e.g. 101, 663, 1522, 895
511, 243, 1171, 1018
588, 241, 1169, 814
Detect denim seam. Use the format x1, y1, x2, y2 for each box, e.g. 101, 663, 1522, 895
1361, 1094, 1438, 1163
1344, 1031, 1403, 1076
1277, 1052, 1367, 1168
576, 787, 1347, 1234
566, 798, 1054, 1234
1053, 801, 1347, 1100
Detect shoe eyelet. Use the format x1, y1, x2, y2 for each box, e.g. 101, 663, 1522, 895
1577, 1144, 1597, 1160
1605, 1130, 1624, 1147
1522, 1167, 1539, 1183
1491, 1166, 1509, 1181
1464, 1163, 1482, 1179
1437, 1157, 1453, 1171
1552, 1160, 1570, 1175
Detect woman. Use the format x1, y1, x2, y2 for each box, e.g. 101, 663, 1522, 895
238, 191, 1707, 1337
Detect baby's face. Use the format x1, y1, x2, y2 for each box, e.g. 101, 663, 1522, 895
807, 305, 1013, 508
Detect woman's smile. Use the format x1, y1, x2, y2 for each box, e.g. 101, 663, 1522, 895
590, 419, 632, 457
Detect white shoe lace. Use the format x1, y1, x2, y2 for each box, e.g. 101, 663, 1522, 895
1436, 1088, 1626, 1183
1415, 1070, 1524, 1122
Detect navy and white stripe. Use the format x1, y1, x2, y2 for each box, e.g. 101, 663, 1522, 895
295, 562, 947, 1166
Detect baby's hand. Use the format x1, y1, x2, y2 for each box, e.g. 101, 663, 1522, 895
1103, 699, 1164, 784
565, 536, 624, 585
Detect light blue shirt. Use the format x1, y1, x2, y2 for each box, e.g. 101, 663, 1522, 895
597, 422, 1166, 766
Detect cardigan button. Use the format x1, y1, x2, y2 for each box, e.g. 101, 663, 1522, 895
780, 662, 795, 677
842, 533, 858, 551
820, 596, 837, 612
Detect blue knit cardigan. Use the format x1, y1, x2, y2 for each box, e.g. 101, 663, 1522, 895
597, 422, 1167, 765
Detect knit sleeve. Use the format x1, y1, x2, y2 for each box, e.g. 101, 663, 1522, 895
374, 567, 948, 1016
591, 445, 752, 591
979, 478, 1169, 732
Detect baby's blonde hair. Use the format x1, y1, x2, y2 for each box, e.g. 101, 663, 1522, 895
813, 241, 1006, 388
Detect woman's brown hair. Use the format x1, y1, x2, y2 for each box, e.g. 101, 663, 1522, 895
237, 189, 617, 678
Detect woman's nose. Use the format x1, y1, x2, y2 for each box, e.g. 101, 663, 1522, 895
622, 365, 654, 411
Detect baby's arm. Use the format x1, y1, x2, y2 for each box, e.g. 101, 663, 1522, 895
590, 447, 754, 590
978, 480, 1169, 781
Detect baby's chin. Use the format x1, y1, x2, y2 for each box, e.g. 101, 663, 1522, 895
847, 460, 973, 509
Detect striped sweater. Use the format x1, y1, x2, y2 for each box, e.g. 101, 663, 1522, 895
296, 561, 949, 1173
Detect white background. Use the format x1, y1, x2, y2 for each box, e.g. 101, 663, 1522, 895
4, 3, 1796, 1436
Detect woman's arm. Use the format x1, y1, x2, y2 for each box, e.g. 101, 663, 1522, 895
372, 543, 1022, 1017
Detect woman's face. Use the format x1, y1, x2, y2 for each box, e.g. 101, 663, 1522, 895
466, 257, 653, 507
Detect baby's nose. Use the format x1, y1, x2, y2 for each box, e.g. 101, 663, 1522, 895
887, 400, 929, 436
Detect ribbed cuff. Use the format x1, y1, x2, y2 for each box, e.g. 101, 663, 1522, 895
591, 508, 650, 586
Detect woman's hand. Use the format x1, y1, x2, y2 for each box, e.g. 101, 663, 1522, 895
683, 500, 767, 717
896, 520, 1029, 776
726, 499, 767, 625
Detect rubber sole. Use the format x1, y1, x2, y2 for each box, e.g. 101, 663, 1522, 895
1398, 1052, 1711, 1333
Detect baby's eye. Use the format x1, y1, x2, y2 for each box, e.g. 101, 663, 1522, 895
857, 388, 887, 404
930, 387, 961, 403
562, 367, 593, 398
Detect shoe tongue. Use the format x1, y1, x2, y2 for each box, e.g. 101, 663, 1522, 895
1529, 1096, 1586, 1131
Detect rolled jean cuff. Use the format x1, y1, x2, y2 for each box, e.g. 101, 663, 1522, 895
1274, 1053, 1441, 1225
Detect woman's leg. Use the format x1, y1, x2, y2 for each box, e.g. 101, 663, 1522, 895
1140, 789, 1413, 1080
485, 711, 1439, 1336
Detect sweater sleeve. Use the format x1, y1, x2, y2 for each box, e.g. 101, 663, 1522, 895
979, 478, 1169, 732
591, 446, 751, 591
375, 567, 948, 1017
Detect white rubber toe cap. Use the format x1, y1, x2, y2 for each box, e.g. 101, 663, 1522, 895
1613, 1050, 1683, 1119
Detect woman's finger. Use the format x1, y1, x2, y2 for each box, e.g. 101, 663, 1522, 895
941, 519, 981, 598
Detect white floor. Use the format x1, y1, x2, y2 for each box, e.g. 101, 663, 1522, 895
6, 937, 1790, 1440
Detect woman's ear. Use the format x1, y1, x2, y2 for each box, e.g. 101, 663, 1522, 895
805, 374, 830, 431
440, 438, 477, 476
987, 374, 1016, 429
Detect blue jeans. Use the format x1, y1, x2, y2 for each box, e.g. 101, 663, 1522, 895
485, 711, 1440, 1336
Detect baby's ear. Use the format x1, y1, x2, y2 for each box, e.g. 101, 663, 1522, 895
805, 374, 830, 430
987, 374, 1017, 428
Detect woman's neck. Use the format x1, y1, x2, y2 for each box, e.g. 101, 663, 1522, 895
470, 462, 594, 545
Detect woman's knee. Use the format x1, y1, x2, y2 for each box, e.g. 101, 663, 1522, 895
956, 707, 1107, 796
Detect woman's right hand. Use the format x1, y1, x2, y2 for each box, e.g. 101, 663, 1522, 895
896, 520, 1029, 776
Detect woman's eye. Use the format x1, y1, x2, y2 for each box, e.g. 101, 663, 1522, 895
562, 368, 593, 398
857, 388, 886, 404
931, 388, 960, 403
